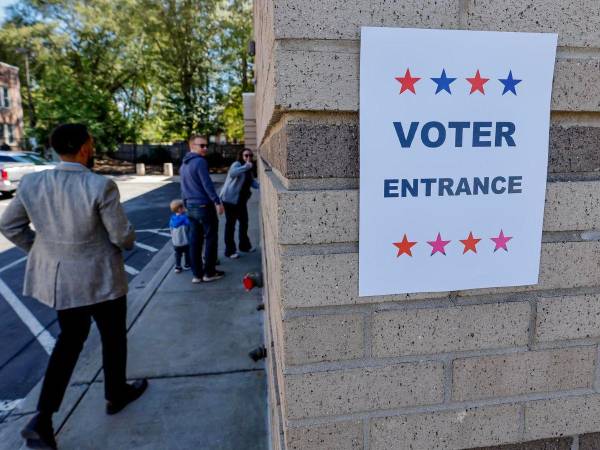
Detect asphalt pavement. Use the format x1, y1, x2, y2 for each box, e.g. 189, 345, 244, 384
0, 176, 182, 420
0, 173, 267, 450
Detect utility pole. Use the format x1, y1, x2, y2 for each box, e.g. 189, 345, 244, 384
15, 48, 37, 130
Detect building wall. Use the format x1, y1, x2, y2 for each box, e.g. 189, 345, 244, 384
243, 92, 257, 151
0, 62, 24, 150
255, 1, 600, 449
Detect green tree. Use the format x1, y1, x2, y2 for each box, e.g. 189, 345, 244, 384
140, 0, 221, 140
0, 0, 254, 149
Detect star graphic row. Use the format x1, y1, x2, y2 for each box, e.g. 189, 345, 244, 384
395, 69, 522, 95
393, 230, 512, 257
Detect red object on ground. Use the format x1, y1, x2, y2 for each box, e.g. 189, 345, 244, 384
243, 275, 255, 291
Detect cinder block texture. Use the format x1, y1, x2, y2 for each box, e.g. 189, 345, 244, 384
268, 0, 600, 48
259, 113, 600, 181
272, 0, 460, 40
282, 314, 364, 365
280, 252, 448, 308
268, 46, 600, 118
372, 302, 530, 358
471, 437, 572, 450
580, 433, 600, 450
536, 294, 600, 342
280, 242, 600, 308
284, 362, 443, 419
452, 347, 596, 401
458, 241, 600, 297
370, 404, 521, 450
276, 44, 358, 112
260, 114, 359, 180
268, 177, 600, 245
464, 0, 600, 48
548, 125, 600, 173
543, 181, 600, 231
525, 394, 600, 440
254, 0, 276, 142
285, 421, 363, 450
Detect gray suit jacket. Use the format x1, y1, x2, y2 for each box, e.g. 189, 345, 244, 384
0, 163, 135, 309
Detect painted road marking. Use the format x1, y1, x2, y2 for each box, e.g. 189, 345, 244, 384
0, 278, 55, 355
0, 399, 22, 412
124, 265, 140, 275
0, 256, 27, 273
135, 242, 158, 252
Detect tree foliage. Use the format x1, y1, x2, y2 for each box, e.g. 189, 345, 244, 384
0, 0, 254, 152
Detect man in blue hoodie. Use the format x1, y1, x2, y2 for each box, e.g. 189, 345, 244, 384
180, 135, 225, 283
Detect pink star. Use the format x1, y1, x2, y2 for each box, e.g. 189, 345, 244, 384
427, 232, 451, 256
491, 229, 512, 252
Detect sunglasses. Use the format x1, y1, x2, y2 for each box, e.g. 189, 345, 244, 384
243, 153, 252, 158
198, 143, 208, 148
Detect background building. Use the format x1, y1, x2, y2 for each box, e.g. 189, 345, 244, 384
0, 62, 23, 150
255, 1, 600, 449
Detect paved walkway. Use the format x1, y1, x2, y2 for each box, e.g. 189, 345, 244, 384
0, 191, 267, 449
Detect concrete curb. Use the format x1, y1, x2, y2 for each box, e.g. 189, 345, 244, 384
3, 241, 174, 435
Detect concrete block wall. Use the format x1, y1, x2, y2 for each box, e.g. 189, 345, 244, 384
254, 1, 600, 448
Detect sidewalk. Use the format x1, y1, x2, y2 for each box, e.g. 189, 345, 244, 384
0, 190, 268, 449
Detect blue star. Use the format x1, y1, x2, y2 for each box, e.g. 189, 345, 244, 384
430, 69, 456, 94
498, 70, 522, 95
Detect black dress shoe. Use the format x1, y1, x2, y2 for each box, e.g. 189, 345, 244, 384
106, 379, 149, 415
21, 413, 57, 450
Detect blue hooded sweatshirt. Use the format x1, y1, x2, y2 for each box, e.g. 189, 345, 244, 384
169, 213, 190, 247
180, 152, 221, 206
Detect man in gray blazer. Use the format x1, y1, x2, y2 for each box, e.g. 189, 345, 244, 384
0, 124, 148, 450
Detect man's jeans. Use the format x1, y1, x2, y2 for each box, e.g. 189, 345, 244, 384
187, 204, 219, 278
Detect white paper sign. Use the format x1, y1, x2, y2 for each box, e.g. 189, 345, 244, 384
359, 27, 557, 297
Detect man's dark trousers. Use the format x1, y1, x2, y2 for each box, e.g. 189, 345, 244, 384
187, 204, 219, 278
37, 297, 127, 413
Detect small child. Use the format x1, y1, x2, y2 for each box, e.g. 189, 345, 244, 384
169, 199, 191, 273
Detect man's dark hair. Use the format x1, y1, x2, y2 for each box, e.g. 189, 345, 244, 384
50, 124, 90, 155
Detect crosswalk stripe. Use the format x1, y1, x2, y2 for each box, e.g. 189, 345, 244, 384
135, 242, 158, 252
0, 256, 27, 273
0, 277, 55, 355
124, 265, 140, 275
0, 399, 22, 412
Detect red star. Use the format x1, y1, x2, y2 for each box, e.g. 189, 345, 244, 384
460, 231, 481, 254
393, 234, 417, 257
466, 69, 489, 94
395, 69, 421, 94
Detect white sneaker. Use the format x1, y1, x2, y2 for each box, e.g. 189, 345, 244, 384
228, 253, 240, 259
241, 247, 257, 253
202, 270, 225, 282
192, 277, 202, 284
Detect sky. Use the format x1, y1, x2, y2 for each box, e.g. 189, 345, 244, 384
0, 0, 14, 24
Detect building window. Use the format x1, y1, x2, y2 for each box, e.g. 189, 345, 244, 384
0, 86, 9, 108
6, 124, 14, 144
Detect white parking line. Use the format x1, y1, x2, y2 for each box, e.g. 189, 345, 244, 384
0, 399, 22, 412
134, 242, 158, 252
0, 278, 55, 355
124, 265, 140, 275
136, 229, 171, 238
0, 256, 27, 273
